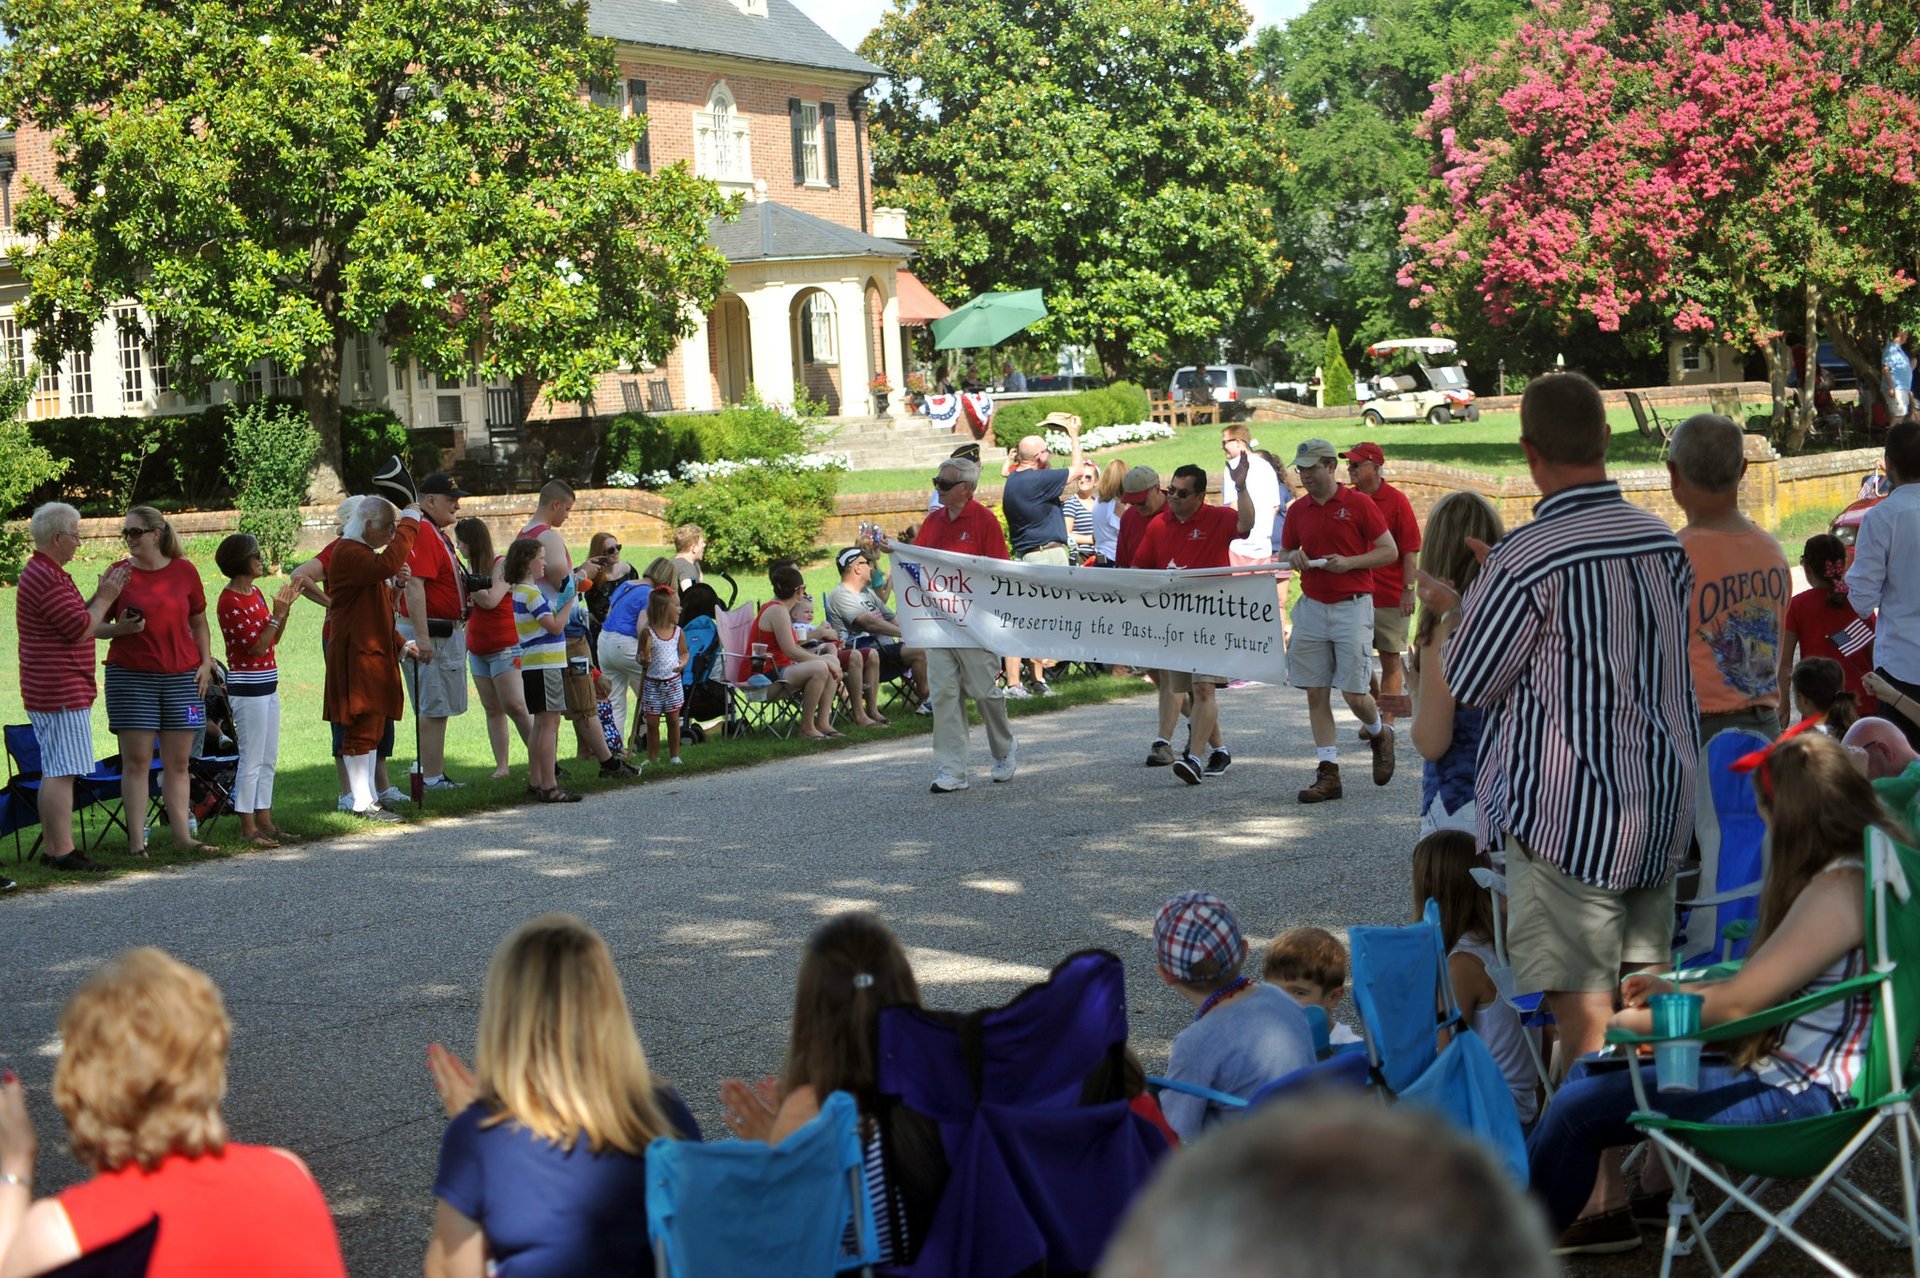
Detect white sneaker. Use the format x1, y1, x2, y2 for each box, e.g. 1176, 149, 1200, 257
378, 785, 408, 807
422, 775, 466, 791
930, 771, 969, 793
669, 756, 683, 766
916, 699, 934, 716
990, 746, 1018, 783
1001, 683, 1031, 700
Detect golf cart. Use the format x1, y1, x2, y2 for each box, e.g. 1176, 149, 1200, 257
1359, 338, 1479, 425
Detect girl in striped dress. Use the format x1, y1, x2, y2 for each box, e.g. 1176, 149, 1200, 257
1528, 729, 1901, 1246
215, 534, 301, 847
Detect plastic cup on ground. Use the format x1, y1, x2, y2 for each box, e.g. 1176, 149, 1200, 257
1650, 991, 1705, 1093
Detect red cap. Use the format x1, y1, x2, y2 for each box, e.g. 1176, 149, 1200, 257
1342, 442, 1386, 466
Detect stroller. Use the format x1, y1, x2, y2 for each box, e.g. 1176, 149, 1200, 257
185, 661, 240, 835
679, 571, 737, 744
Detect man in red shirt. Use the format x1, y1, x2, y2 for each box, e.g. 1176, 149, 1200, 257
1114, 465, 1166, 570
1280, 439, 1399, 803
1128, 464, 1255, 785
15, 503, 142, 875
1342, 443, 1422, 722
902, 456, 1017, 793
399, 473, 473, 790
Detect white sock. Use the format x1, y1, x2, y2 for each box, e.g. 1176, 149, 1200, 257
1153, 736, 1170, 747
1318, 746, 1339, 764
1361, 718, 1383, 738
346, 753, 377, 810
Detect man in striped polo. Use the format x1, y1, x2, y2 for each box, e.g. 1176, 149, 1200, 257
17, 503, 146, 873
1437, 374, 1699, 1080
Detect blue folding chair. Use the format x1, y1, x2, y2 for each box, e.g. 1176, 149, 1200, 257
1349, 901, 1529, 1183
2, 724, 46, 862
1679, 729, 1770, 964
646, 1089, 875, 1278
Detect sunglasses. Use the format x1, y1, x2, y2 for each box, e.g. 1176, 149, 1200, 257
121, 527, 152, 540
1168, 487, 1198, 499
933, 477, 965, 491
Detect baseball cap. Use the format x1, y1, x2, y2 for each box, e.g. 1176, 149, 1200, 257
418, 471, 467, 498
835, 546, 869, 571
1119, 465, 1161, 505
1341, 442, 1386, 467
1154, 891, 1248, 983
1292, 438, 1339, 469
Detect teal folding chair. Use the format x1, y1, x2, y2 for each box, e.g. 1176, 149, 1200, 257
1607, 827, 1920, 1277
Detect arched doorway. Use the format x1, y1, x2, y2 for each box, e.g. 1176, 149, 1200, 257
790, 287, 841, 414
712, 293, 752, 406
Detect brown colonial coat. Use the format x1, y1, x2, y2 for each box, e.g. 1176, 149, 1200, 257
322, 517, 420, 725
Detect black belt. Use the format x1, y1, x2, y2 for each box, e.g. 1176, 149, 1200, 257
426, 618, 460, 638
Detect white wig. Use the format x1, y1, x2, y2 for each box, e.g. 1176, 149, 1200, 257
343, 495, 396, 544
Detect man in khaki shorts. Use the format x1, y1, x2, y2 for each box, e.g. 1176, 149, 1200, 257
1341, 443, 1421, 725
1435, 374, 1697, 1074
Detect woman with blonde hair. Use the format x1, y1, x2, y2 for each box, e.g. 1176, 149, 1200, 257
424, 914, 699, 1277
0, 949, 346, 1275
1090, 457, 1130, 566
102, 506, 217, 855
1408, 491, 1506, 836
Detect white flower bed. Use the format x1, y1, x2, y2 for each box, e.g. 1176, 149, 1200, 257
604, 452, 852, 490
1043, 421, 1174, 452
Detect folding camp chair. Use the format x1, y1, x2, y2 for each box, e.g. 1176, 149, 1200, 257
1147, 1002, 1372, 1111
646, 1089, 875, 1277
1627, 390, 1676, 456
1467, 863, 1559, 1102
714, 602, 802, 739
3, 724, 47, 861
1607, 827, 1920, 1278
1680, 730, 1770, 965
1349, 901, 1530, 1183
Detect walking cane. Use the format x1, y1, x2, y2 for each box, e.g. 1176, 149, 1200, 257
407, 653, 426, 809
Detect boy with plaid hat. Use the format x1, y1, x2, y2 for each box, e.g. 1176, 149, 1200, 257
1154, 892, 1315, 1140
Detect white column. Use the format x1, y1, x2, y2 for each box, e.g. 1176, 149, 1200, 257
680, 312, 715, 412
742, 285, 797, 409
829, 280, 871, 419
880, 275, 906, 417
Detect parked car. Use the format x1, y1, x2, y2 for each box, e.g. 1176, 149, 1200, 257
1357, 338, 1478, 425
1023, 373, 1108, 393
1831, 468, 1891, 562
1170, 364, 1272, 421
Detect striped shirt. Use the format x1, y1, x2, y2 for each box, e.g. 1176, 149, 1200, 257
511, 583, 566, 669
1444, 481, 1699, 891
17, 551, 97, 712
1753, 860, 1871, 1099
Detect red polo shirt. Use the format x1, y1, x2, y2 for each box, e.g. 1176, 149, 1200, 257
18, 550, 97, 711
1281, 484, 1388, 603
1364, 480, 1422, 606
404, 520, 464, 621
915, 500, 1010, 561
1131, 503, 1240, 571
1116, 504, 1154, 569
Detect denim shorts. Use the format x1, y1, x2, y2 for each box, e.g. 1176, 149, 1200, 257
468, 645, 522, 681
104, 666, 205, 734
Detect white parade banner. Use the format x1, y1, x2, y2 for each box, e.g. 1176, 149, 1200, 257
890, 543, 1288, 683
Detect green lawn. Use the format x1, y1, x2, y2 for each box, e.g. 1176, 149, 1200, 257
835, 406, 1687, 494
0, 541, 1144, 891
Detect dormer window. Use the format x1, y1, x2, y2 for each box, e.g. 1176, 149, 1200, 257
730, 0, 767, 14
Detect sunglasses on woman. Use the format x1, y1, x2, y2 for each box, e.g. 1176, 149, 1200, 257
122, 527, 152, 541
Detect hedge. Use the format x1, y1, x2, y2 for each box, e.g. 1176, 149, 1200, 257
603, 395, 817, 482
661, 466, 838, 571
991, 382, 1153, 447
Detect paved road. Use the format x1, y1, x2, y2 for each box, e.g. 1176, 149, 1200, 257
1, 683, 1896, 1276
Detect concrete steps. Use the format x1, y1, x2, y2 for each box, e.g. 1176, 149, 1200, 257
822, 415, 971, 472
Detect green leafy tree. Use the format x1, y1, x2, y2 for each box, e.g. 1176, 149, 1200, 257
863, 0, 1286, 377
227, 402, 320, 568
0, 362, 66, 580
0, 0, 733, 497
1321, 325, 1355, 406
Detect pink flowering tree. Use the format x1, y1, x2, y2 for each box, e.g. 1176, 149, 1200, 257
1402, 0, 1920, 446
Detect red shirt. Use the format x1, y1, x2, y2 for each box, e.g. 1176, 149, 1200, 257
57, 1145, 346, 1278
105, 557, 207, 674
915, 500, 1010, 560
750, 601, 797, 670
405, 519, 465, 621
1280, 484, 1389, 603
1785, 586, 1878, 709
1364, 481, 1422, 606
1130, 503, 1240, 571
17, 550, 96, 711
217, 586, 277, 674
1116, 504, 1154, 570
466, 556, 520, 656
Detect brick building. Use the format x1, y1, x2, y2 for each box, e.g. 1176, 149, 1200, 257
0, 0, 913, 455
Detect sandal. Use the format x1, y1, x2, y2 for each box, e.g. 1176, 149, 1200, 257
243, 833, 282, 848
535, 787, 582, 804
176, 841, 219, 854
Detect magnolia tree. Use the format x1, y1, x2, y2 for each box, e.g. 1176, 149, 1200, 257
1, 0, 732, 495
1401, 0, 1920, 446
863, 0, 1286, 376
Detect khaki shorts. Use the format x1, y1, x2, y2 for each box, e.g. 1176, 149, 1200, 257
1506, 835, 1675, 995
1018, 545, 1071, 565
1157, 669, 1229, 694
1286, 595, 1373, 694
399, 622, 470, 718
1371, 601, 1410, 654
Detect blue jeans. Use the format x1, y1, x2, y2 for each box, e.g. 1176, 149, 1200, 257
1528, 1059, 1840, 1231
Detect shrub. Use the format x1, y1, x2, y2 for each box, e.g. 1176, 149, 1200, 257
1322, 326, 1355, 407
992, 381, 1152, 447
23, 404, 241, 512
662, 465, 839, 572
605, 411, 703, 480
227, 402, 320, 568
606, 390, 824, 483
341, 406, 409, 489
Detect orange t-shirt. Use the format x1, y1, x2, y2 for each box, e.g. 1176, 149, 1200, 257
1677, 524, 1791, 715
57, 1144, 347, 1278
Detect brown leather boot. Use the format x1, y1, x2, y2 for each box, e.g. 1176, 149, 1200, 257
1298, 761, 1343, 803
1368, 724, 1396, 786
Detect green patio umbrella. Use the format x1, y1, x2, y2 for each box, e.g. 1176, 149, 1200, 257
931, 288, 1048, 351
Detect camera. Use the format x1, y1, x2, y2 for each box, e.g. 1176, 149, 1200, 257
464, 574, 493, 592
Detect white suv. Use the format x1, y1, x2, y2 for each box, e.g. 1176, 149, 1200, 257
1170, 365, 1271, 422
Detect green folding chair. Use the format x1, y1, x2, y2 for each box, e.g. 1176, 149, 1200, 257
1604, 827, 1920, 1277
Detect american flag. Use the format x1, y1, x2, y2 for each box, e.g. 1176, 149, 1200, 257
1829, 618, 1874, 659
